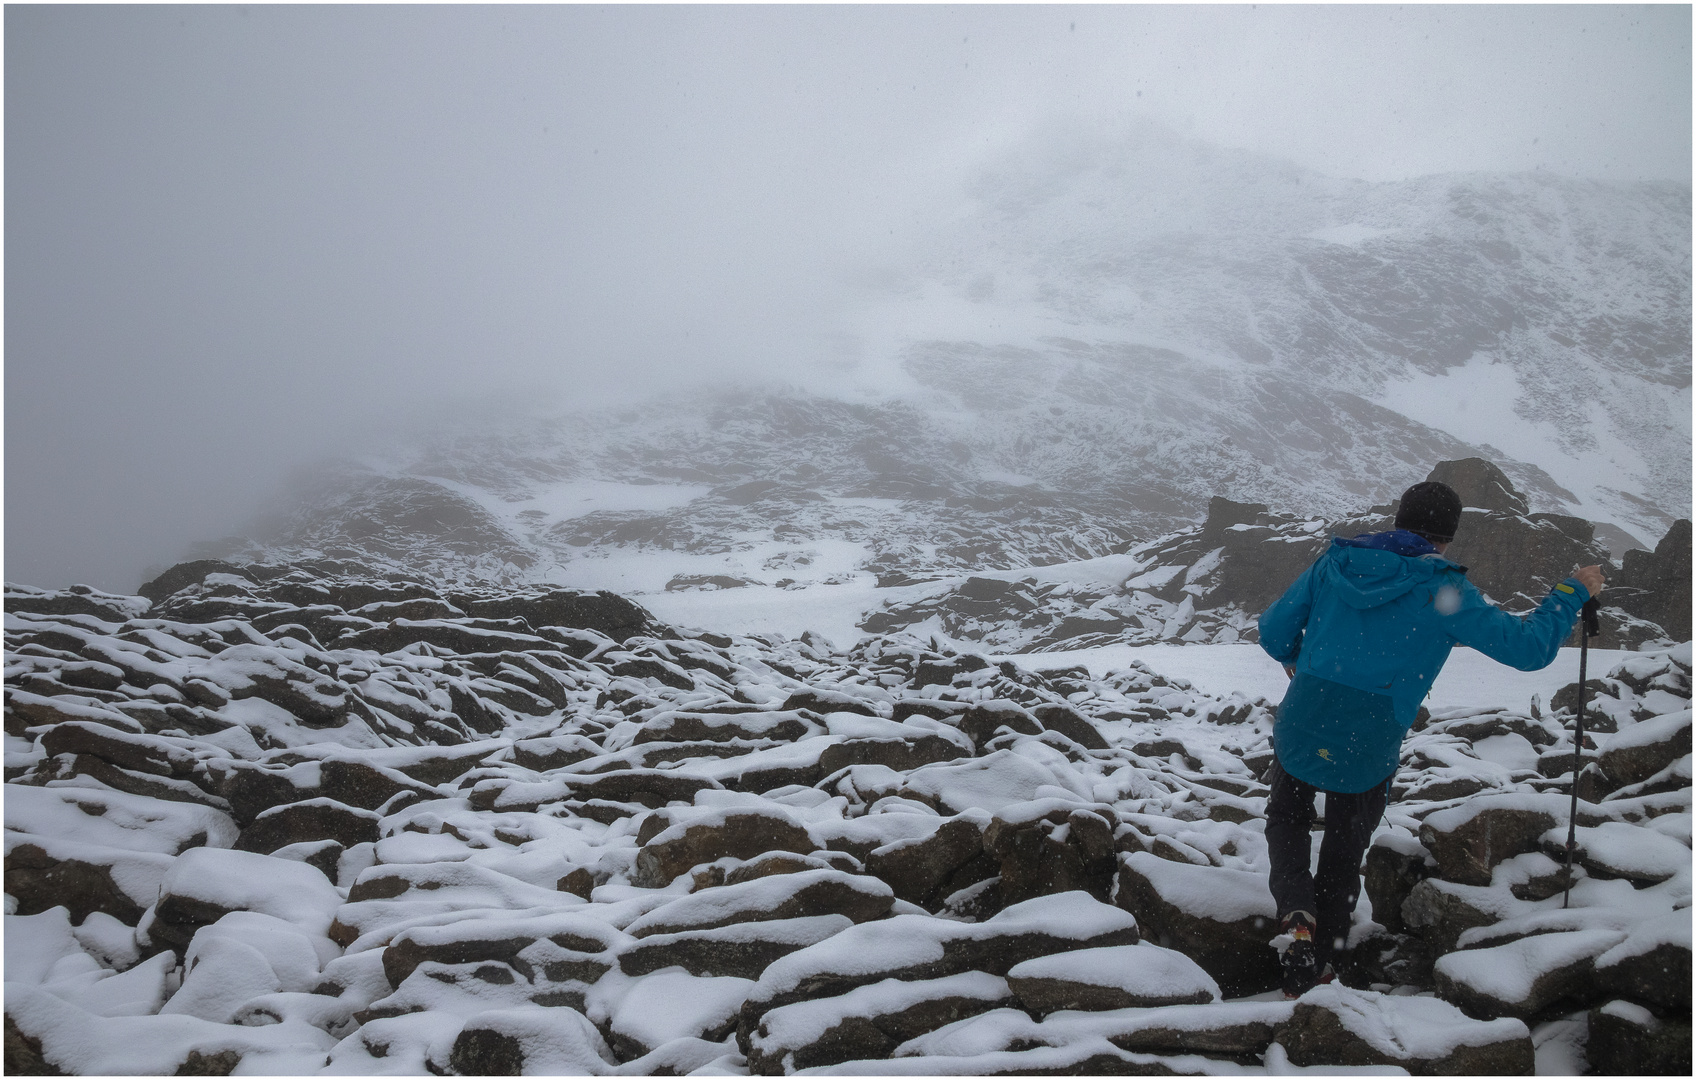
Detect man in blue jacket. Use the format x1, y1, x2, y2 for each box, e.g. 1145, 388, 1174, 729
1257, 480, 1604, 996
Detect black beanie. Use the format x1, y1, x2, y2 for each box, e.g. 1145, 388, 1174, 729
1395, 481, 1463, 544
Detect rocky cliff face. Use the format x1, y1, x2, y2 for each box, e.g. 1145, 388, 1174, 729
4, 561, 1690, 1074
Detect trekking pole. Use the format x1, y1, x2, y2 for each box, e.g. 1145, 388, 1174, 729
1561, 598, 1602, 909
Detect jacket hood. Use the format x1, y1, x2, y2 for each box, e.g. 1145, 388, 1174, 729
1339, 528, 1438, 558
1319, 536, 1462, 610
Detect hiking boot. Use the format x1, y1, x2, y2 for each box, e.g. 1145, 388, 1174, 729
1280, 911, 1319, 999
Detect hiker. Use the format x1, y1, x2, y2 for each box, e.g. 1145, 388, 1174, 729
1256, 480, 1604, 996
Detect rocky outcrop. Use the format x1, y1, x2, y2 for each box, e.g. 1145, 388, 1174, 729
1426, 458, 1530, 515
1609, 518, 1693, 642
860, 460, 1688, 652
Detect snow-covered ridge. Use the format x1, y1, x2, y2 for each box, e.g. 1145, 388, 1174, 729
5, 563, 1690, 1074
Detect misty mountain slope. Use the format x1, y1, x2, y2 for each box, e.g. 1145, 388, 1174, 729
896, 340, 1579, 513
201, 371, 1602, 612
876, 118, 1690, 535
931, 119, 1689, 390
204, 382, 1562, 604
189, 122, 1686, 611
215, 394, 1166, 592
240, 470, 542, 586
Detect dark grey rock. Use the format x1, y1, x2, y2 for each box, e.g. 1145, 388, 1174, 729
723, 851, 859, 887
508, 735, 599, 772
1585, 999, 1692, 1076
268, 839, 345, 880
1418, 803, 1558, 887
817, 735, 970, 775
3, 843, 148, 925
1432, 929, 1620, 1020
1399, 879, 1502, 956
1007, 944, 1219, 1013
1103, 1002, 1288, 1056
339, 619, 558, 658
636, 711, 810, 745
1030, 703, 1111, 750
447, 1028, 524, 1076
235, 799, 380, 854
137, 560, 256, 605
1112, 852, 1277, 997
174, 1049, 242, 1075
632, 809, 819, 888
737, 892, 1139, 1033
618, 915, 851, 978
4, 1012, 63, 1075
628, 870, 893, 939
1363, 836, 1432, 934
383, 931, 544, 988
1594, 928, 1692, 1013
746, 974, 1014, 1074
1350, 929, 1437, 990
780, 687, 880, 716
38, 722, 200, 782
1607, 519, 1692, 642
1276, 988, 1534, 1074
957, 701, 1041, 748
1426, 458, 1529, 515
459, 588, 658, 643
989, 807, 1118, 906
1600, 712, 1692, 788
865, 816, 989, 907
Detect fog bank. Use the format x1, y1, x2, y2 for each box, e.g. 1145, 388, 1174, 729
6, 5, 1689, 590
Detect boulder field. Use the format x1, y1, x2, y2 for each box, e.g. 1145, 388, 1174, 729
4, 562, 1689, 1075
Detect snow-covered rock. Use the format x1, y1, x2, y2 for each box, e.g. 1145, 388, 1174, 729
1275, 984, 1534, 1073
1585, 998, 1693, 1075
1112, 850, 1280, 997
1005, 942, 1220, 1012
4, 567, 1688, 1073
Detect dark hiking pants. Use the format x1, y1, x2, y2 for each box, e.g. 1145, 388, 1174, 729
1264, 758, 1391, 970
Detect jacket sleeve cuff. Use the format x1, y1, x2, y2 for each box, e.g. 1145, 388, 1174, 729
1553, 578, 1590, 604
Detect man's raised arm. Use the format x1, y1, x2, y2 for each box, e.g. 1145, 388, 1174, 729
1441, 564, 1603, 672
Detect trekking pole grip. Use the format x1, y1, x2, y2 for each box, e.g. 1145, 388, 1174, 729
1581, 598, 1600, 639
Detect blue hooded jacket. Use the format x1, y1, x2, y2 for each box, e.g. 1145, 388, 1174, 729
1258, 529, 1589, 793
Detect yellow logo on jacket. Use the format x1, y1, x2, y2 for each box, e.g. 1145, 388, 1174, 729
1317, 748, 1333, 761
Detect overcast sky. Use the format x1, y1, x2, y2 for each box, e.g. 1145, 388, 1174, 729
6, 4, 1691, 591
